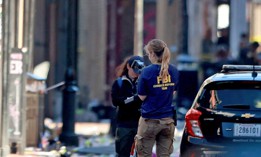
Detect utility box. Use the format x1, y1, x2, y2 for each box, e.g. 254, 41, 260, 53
26, 73, 46, 147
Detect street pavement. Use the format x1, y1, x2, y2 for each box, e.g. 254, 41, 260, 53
8, 120, 185, 157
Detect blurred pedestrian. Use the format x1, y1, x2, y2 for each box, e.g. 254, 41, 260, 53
243, 41, 260, 65
238, 33, 250, 64
239, 33, 249, 49
111, 55, 145, 157
201, 27, 214, 61
135, 39, 179, 157
216, 27, 229, 49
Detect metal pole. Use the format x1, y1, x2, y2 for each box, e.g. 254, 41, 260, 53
134, 0, 143, 56
59, 67, 78, 146
59, 0, 78, 146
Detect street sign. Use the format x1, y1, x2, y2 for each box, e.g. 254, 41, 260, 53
10, 53, 23, 74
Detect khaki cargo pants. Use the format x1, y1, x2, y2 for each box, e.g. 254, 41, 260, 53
135, 117, 175, 157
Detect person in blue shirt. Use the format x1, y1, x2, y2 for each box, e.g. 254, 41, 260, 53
135, 39, 179, 157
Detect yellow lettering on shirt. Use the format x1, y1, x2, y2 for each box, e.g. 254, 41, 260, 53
157, 75, 171, 84
154, 75, 174, 90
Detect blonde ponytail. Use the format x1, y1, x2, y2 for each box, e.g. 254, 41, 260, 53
145, 39, 171, 80
160, 47, 170, 80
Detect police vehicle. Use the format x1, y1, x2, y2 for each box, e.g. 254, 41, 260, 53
180, 65, 261, 157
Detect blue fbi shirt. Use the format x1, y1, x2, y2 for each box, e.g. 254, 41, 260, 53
138, 64, 179, 119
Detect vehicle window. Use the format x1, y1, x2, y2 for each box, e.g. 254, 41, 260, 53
216, 89, 261, 109
198, 81, 261, 110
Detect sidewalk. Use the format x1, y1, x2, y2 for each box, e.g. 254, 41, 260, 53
72, 120, 184, 157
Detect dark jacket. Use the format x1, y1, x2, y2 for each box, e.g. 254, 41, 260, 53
111, 75, 141, 128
